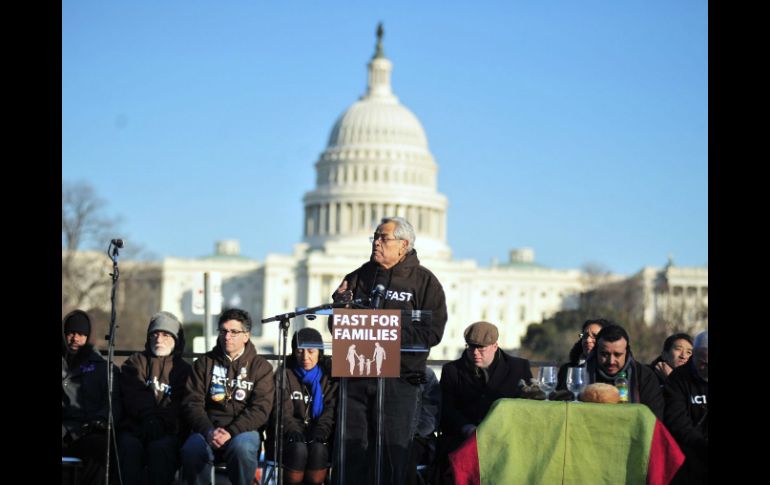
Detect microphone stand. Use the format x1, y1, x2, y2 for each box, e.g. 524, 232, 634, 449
104, 240, 122, 485
262, 300, 368, 485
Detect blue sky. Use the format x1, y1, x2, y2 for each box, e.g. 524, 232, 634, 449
62, 1, 708, 275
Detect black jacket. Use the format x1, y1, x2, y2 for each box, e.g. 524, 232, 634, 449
664, 360, 708, 450
62, 343, 121, 442
664, 360, 708, 484
184, 340, 274, 437
265, 356, 338, 458
440, 350, 532, 450
331, 250, 447, 381
119, 327, 192, 438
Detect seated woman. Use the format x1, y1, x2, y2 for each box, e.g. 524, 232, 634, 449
556, 319, 608, 391
267, 328, 337, 485
649, 332, 693, 387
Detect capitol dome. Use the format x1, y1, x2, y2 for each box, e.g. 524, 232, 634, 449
326, 85, 429, 150
302, 25, 451, 260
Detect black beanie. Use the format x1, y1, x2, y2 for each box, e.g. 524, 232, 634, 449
63, 310, 91, 337
291, 327, 324, 355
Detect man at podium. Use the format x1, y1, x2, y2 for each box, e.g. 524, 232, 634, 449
331, 216, 448, 484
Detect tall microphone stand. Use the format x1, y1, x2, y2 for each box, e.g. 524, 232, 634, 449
262, 300, 368, 485
104, 239, 123, 485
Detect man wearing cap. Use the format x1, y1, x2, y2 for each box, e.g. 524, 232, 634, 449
439, 321, 533, 453
117, 311, 192, 485
62, 309, 121, 485
664, 330, 708, 484
181, 308, 274, 485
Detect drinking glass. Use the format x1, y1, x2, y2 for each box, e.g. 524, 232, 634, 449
566, 366, 586, 402
539, 366, 557, 400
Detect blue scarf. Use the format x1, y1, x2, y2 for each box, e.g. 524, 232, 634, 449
293, 364, 324, 420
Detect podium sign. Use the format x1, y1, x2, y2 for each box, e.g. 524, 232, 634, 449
331, 309, 401, 378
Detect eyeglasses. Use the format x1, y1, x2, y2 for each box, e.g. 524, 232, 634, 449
580, 332, 599, 341
219, 329, 248, 336
466, 343, 494, 352
369, 233, 401, 243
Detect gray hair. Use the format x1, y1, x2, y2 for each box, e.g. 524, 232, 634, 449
693, 330, 708, 350
380, 216, 415, 252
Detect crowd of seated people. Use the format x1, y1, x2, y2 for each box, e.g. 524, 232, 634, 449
63, 307, 706, 485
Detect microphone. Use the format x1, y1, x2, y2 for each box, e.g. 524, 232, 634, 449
370, 284, 386, 309
110, 239, 124, 248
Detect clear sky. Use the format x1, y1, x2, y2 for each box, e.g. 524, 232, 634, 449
62, 1, 708, 275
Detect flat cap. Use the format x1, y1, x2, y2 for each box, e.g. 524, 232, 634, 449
464, 321, 499, 346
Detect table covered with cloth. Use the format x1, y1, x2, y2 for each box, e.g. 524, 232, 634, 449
448, 399, 684, 485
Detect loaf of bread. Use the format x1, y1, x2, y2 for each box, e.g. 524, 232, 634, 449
580, 383, 620, 404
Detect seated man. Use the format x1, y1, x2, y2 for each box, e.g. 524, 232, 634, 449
649, 333, 693, 387
439, 321, 532, 453
62, 309, 121, 485
181, 308, 275, 485
664, 330, 708, 484
585, 324, 664, 419
118, 311, 192, 485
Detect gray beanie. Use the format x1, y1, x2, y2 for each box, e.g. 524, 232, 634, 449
147, 311, 182, 340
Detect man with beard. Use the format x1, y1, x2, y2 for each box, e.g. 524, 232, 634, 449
181, 308, 274, 485
585, 324, 664, 419
62, 309, 121, 485
118, 311, 192, 485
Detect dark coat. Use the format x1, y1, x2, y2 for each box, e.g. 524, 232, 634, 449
664, 360, 708, 450
663, 360, 708, 484
62, 343, 121, 442
184, 340, 275, 437
330, 250, 447, 382
265, 356, 338, 458
119, 326, 192, 438
439, 350, 532, 451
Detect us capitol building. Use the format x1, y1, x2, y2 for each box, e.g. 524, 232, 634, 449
119, 29, 707, 359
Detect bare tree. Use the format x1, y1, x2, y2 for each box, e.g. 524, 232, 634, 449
62, 180, 121, 252
62, 181, 123, 313
61, 181, 156, 328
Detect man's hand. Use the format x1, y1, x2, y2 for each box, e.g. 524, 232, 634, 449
332, 280, 353, 304
655, 361, 673, 377
208, 427, 232, 449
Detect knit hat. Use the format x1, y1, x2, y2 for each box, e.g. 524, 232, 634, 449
63, 310, 91, 337
464, 321, 499, 346
147, 311, 182, 340
291, 327, 325, 355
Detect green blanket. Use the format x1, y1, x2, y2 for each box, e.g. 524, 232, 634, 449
476, 399, 660, 485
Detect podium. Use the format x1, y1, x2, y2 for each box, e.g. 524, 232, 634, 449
331, 309, 432, 485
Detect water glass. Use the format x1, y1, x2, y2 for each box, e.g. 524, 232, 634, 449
539, 366, 557, 400
566, 366, 586, 402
